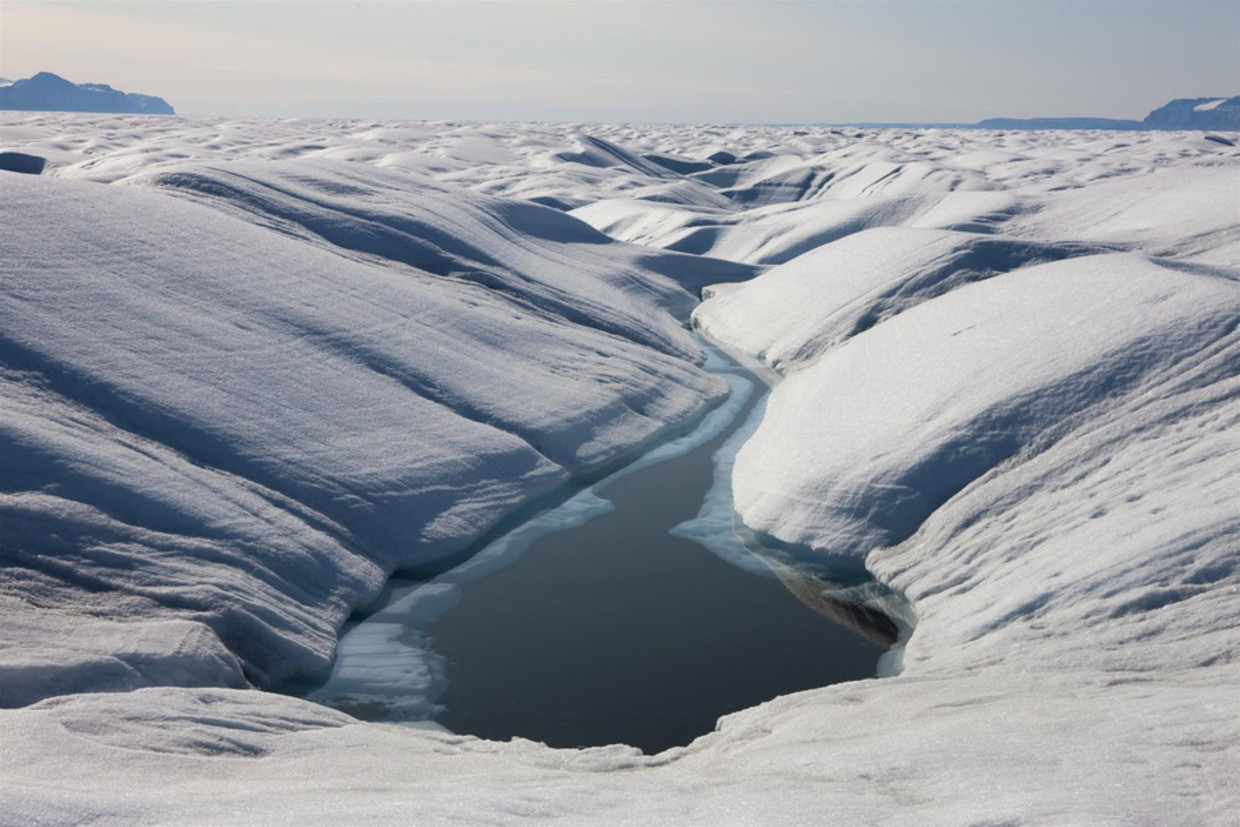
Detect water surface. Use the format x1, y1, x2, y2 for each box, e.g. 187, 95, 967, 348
292, 346, 898, 755
426, 353, 889, 754
429, 437, 886, 753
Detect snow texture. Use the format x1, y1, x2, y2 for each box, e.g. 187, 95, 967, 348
1, 112, 1238, 824
1, 141, 728, 693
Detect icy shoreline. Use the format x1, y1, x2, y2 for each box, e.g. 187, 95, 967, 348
1, 114, 1237, 824
292, 340, 763, 725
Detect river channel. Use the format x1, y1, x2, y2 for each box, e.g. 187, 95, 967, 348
289, 344, 903, 754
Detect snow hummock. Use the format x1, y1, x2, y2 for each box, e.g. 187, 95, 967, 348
0, 159, 727, 693
1, 112, 1238, 824
691, 226, 1106, 371
714, 252, 1238, 557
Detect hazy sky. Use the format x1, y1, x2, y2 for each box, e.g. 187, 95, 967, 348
3, 1, 1237, 123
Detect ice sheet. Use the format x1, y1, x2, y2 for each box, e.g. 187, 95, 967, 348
1, 113, 1236, 824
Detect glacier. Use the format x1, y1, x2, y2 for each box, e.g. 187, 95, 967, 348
0, 112, 1237, 824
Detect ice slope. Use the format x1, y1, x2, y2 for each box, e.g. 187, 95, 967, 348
1, 113, 1238, 824
114, 159, 705, 354
715, 252, 1239, 556
1006, 164, 1240, 267
692, 226, 1107, 370
0, 169, 728, 697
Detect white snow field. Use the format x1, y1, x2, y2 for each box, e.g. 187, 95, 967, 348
1, 113, 1238, 824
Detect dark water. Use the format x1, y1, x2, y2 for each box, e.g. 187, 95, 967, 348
427, 381, 889, 754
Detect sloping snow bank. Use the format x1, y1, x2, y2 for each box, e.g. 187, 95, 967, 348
113, 159, 713, 354
692, 226, 1105, 371
0, 173, 724, 697
682, 208, 1240, 821
571, 191, 987, 266
716, 252, 1239, 557
1006, 165, 1240, 268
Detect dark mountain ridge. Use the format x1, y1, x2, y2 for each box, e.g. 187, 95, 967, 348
798, 97, 1240, 132
977, 97, 1240, 131
0, 71, 174, 115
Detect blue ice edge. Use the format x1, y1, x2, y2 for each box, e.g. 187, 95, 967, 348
671, 364, 915, 678
294, 342, 911, 723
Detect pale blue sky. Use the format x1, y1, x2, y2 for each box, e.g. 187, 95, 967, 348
3, 1, 1237, 123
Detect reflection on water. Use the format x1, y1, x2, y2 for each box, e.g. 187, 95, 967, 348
759, 555, 901, 647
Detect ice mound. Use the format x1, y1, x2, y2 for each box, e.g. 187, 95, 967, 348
0, 171, 725, 696
125, 159, 759, 309
573, 186, 1029, 269
575, 193, 941, 265
117, 159, 699, 353
1007, 164, 1240, 267
723, 253, 1240, 557
552, 133, 680, 180
692, 226, 1106, 371
0, 610, 246, 707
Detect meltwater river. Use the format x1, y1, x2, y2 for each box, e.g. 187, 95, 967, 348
289, 344, 903, 755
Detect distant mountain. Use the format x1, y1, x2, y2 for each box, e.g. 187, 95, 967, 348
976, 97, 1239, 132
0, 71, 174, 115
802, 97, 1240, 132
1142, 97, 1240, 130
974, 116, 1145, 131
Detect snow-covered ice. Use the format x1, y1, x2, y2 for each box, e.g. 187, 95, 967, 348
1, 113, 1238, 824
